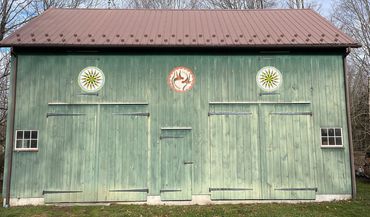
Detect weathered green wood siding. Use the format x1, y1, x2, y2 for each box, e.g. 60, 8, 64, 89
3, 50, 352, 201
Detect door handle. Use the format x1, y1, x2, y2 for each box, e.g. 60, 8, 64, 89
184, 161, 194, 165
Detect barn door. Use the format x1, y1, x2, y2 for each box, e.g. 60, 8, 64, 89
261, 105, 316, 200
209, 104, 261, 200
44, 105, 97, 203
97, 105, 149, 202
160, 128, 192, 201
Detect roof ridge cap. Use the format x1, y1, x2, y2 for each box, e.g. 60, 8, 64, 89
50, 8, 312, 12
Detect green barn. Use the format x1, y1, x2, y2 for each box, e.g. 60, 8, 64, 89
1, 8, 360, 206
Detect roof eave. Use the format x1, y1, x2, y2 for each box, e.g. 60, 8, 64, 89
0, 43, 362, 49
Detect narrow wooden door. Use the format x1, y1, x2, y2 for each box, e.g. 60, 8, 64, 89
97, 105, 149, 202
260, 104, 316, 200
160, 129, 192, 201
209, 104, 261, 200
44, 105, 97, 203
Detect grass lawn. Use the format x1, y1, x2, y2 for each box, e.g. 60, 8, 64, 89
0, 178, 369, 217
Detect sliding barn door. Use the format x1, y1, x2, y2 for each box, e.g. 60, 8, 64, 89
98, 105, 149, 202
44, 106, 97, 203
44, 104, 149, 203
261, 105, 316, 200
209, 105, 261, 200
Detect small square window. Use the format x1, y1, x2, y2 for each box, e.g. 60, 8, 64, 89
24, 131, 30, 139
16, 140, 22, 148
321, 137, 328, 145
329, 137, 335, 145
321, 128, 343, 148
336, 137, 342, 145
328, 129, 335, 136
30, 140, 37, 148
14, 130, 38, 151
17, 131, 23, 139
24, 139, 30, 148
31, 131, 38, 139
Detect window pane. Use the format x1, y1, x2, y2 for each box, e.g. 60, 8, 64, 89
321, 129, 328, 137
24, 139, 30, 148
31, 131, 38, 139
329, 137, 335, 145
336, 137, 342, 145
24, 131, 30, 139
16, 131, 23, 139
322, 137, 328, 145
335, 129, 341, 137
16, 140, 22, 148
31, 140, 37, 148
328, 129, 335, 136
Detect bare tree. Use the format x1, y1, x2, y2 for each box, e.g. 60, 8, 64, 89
30, 0, 101, 15
1, 0, 101, 40
286, 0, 304, 8
0, 0, 35, 40
332, 0, 370, 151
348, 63, 370, 151
0, 49, 10, 181
116, 0, 201, 9
284, 0, 321, 11
202, 0, 276, 9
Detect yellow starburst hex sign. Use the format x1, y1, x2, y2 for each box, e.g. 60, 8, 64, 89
78, 66, 105, 92
256, 66, 282, 92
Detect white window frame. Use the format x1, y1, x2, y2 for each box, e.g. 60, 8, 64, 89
320, 127, 343, 148
14, 130, 39, 152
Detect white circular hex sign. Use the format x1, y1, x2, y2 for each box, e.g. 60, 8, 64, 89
256, 66, 282, 92
167, 67, 196, 92
78, 66, 105, 92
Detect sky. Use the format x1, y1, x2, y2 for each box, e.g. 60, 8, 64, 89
321, 0, 334, 18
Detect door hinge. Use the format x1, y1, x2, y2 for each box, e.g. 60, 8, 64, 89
270, 112, 312, 116
275, 187, 318, 192
109, 188, 149, 193
46, 113, 86, 117
208, 111, 252, 116
209, 188, 253, 192
160, 189, 182, 193
42, 190, 82, 195
112, 112, 150, 117
160, 136, 184, 140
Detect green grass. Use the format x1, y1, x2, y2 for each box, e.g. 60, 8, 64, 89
1, 179, 369, 217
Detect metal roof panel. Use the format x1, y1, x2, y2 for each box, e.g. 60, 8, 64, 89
0, 8, 360, 48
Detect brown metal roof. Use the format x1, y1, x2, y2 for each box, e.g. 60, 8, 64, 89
0, 8, 360, 48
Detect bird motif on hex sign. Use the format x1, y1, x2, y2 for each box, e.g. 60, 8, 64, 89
256, 66, 282, 92
78, 66, 105, 92
167, 67, 195, 92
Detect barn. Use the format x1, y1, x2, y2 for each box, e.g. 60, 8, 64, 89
1, 8, 360, 206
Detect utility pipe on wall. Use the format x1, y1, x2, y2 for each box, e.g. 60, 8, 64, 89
4, 48, 18, 208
